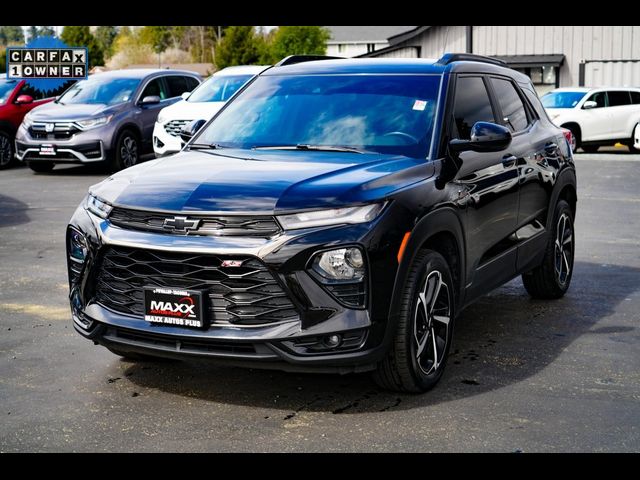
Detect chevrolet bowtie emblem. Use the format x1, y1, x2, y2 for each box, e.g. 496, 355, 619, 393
162, 216, 201, 233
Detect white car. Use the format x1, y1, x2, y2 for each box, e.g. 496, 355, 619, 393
542, 87, 640, 153
153, 65, 269, 157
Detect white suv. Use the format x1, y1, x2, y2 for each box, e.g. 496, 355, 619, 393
153, 65, 269, 156
542, 87, 640, 153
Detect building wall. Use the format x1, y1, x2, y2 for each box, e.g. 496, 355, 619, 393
327, 42, 389, 58
383, 26, 640, 88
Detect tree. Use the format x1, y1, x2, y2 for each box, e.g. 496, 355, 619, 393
139, 26, 171, 54
269, 26, 330, 63
0, 26, 25, 46
26, 26, 39, 42
39, 26, 56, 37
60, 26, 104, 67
215, 26, 261, 69
94, 26, 118, 58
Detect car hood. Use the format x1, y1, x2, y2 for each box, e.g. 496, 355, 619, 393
90, 149, 433, 213
29, 102, 121, 121
160, 100, 224, 122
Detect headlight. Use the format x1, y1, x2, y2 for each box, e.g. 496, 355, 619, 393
85, 194, 113, 218
156, 110, 168, 124
22, 113, 33, 128
277, 203, 385, 230
75, 115, 112, 130
311, 247, 365, 281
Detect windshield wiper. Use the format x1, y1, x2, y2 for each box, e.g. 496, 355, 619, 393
252, 144, 370, 154
188, 143, 227, 150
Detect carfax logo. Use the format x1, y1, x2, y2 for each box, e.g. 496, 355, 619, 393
7, 46, 87, 79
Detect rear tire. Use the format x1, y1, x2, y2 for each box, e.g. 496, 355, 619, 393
629, 124, 639, 153
27, 161, 54, 173
522, 200, 574, 299
0, 131, 15, 170
374, 250, 455, 393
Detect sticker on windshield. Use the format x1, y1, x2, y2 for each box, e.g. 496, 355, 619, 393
413, 100, 427, 111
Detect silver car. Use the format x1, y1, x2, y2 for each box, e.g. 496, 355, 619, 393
15, 69, 201, 173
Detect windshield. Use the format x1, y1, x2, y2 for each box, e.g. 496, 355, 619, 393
194, 74, 441, 159
57, 77, 140, 105
0, 80, 17, 104
188, 74, 253, 103
541, 91, 587, 109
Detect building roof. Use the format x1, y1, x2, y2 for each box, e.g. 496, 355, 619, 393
493, 54, 565, 68
325, 26, 416, 44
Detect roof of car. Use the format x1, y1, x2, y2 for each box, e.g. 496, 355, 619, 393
91, 68, 200, 80
261, 57, 527, 80
214, 65, 270, 76
550, 86, 640, 93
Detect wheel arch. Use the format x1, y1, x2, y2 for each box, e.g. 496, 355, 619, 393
110, 123, 142, 151
390, 207, 466, 317
547, 168, 577, 231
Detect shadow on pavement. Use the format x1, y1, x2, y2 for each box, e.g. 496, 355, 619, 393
0, 194, 30, 228
119, 261, 640, 415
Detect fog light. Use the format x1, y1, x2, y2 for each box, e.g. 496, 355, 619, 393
312, 247, 365, 281
68, 228, 88, 263
324, 334, 342, 348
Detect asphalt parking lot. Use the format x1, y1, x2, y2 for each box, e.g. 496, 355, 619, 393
1, 151, 639, 452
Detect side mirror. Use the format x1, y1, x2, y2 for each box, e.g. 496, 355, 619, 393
180, 119, 207, 143
15, 95, 34, 105
181, 91, 191, 100
449, 121, 512, 153
140, 95, 161, 106
583, 100, 598, 109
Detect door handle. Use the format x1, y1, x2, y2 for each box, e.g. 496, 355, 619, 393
545, 142, 558, 153
502, 154, 517, 167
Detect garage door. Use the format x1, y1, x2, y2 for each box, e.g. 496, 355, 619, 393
584, 61, 640, 87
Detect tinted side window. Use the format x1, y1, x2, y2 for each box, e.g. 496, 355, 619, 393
631, 91, 640, 105
164, 76, 189, 98
608, 91, 631, 106
140, 78, 168, 100
490, 77, 529, 132
586, 92, 608, 108
185, 77, 200, 91
453, 76, 496, 140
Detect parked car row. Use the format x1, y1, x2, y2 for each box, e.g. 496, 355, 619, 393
0, 65, 268, 173
541, 87, 640, 153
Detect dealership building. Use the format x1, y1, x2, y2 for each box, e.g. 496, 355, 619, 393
335, 26, 640, 94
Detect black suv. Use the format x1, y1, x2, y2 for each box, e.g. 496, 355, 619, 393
67, 54, 576, 393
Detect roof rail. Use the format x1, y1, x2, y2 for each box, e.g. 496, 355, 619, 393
437, 53, 507, 67
275, 55, 345, 67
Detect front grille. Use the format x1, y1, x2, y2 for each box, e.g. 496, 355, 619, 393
164, 119, 190, 137
108, 207, 281, 237
94, 246, 299, 326
30, 122, 79, 140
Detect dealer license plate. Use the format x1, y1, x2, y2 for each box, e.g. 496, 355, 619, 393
143, 287, 206, 329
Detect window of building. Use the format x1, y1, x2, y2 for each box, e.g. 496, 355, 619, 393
452, 76, 496, 140
490, 77, 529, 132
338, 44, 346, 53
367, 43, 375, 53
517, 65, 557, 87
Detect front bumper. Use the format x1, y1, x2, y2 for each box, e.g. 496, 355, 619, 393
153, 121, 184, 157
68, 204, 403, 373
15, 122, 111, 163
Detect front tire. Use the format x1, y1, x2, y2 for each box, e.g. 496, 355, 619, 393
110, 129, 139, 171
27, 161, 54, 173
374, 250, 455, 393
522, 200, 574, 299
0, 131, 15, 170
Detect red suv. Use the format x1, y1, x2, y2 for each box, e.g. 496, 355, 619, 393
0, 79, 71, 169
